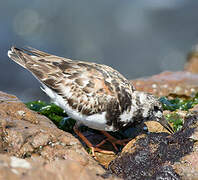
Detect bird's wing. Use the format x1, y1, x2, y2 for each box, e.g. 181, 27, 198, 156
8, 47, 134, 116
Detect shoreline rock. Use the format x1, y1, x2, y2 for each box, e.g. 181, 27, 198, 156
0, 91, 118, 180
2, 69, 198, 179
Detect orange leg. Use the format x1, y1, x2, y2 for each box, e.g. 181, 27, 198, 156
73, 124, 115, 156
96, 131, 131, 151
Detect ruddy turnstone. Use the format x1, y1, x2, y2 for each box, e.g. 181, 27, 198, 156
8, 46, 173, 155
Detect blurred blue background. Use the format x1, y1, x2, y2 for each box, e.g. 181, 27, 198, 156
1, 0, 198, 101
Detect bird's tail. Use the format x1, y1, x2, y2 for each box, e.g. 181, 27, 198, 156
8, 47, 27, 68
7, 46, 51, 68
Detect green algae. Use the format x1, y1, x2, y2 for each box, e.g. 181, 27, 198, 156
165, 113, 183, 131
26, 101, 75, 133
159, 93, 198, 131
159, 92, 198, 111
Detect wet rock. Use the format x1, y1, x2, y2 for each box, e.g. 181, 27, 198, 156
109, 113, 198, 179
0, 91, 119, 180
131, 71, 198, 97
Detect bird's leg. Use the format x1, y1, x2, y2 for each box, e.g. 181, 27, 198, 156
96, 131, 131, 151
73, 123, 115, 156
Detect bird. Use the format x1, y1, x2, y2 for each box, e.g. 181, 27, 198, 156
7, 46, 174, 155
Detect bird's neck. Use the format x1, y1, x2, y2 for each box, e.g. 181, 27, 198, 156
131, 91, 151, 120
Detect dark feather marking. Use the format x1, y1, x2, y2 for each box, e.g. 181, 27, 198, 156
38, 59, 51, 63
105, 87, 132, 130
43, 78, 57, 87
94, 64, 109, 78
104, 81, 114, 92
97, 88, 104, 93
87, 81, 95, 88
52, 62, 59, 66
68, 73, 80, 79
116, 86, 120, 92
52, 61, 72, 71
82, 108, 92, 115
83, 87, 92, 93
78, 104, 83, 111
77, 62, 93, 69
67, 98, 74, 107
72, 104, 77, 109
63, 72, 72, 76
105, 99, 123, 130
65, 97, 95, 115
111, 79, 119, 87
48, 73, 60, 78
75, 79, 84, 86
118, 87, 132, 113
29, 68, 44, 79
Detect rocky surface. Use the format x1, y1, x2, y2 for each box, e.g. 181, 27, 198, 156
2, 64, 198, 179
109, 113, 198, 179
107, 67, 198, 179
131, 71, 198, 97
184, 48, 198, 73
0, 91, 119, 180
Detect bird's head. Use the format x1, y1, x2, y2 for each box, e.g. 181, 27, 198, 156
133, 91, 174, 134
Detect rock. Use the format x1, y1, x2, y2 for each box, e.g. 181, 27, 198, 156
0, 91, 119, 180
190, 104, 198, 113
2, 68, 198, 179
0, 154, 120, 180
173, 113, 198, 180
184, 47, 198, 73
109, 112, 198, 180
131, 71, 198, 97
144, 121, 170, 133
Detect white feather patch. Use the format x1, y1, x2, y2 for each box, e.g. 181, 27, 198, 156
7, 50, 12, 58
42, 85, 113, 131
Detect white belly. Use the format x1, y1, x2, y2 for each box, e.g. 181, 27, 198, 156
41, 85, 115, 131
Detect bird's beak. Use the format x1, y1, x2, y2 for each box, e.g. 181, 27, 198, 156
158, 116, 174, 134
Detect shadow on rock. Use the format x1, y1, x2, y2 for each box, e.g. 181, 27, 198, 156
108, 113, 198, 180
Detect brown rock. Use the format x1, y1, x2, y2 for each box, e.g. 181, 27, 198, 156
190, 104, 198, 113
131, 71, 198, 96
184, 49, 198, 73
0, 154, 120, 180
174, 152, 198, 179
144, 121, 171, 133
0, 91, 119, 180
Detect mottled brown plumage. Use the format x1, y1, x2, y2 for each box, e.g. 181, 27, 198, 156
8, 46, 173, 134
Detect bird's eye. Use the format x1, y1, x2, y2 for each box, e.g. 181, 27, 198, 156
154, 106, 159, 112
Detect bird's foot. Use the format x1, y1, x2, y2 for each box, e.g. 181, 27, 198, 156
73, 124, 131, 156
73, 124, 116, 156
96, 131, 131, 151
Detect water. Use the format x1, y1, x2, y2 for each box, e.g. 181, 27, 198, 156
1, 0, 197, 101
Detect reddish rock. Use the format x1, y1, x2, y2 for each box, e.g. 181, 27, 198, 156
0, 154, 120, 180
2, 68, 198, 179
0, 91, 119, 180
174, 152, 198, 179
131, 71, 198, 96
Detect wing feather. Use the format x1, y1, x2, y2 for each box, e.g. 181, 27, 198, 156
8, 47, 134, 116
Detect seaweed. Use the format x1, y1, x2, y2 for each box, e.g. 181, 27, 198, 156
26, 101, 75, 133
159, 92, 198, 111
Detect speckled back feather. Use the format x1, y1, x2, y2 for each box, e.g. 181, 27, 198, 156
8, 47, 136, 129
